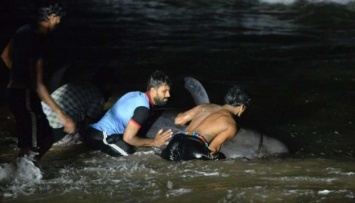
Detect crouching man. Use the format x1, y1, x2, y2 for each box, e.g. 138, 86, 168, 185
162, 85, 251, 161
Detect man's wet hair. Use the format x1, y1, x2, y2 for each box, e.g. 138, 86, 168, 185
37, 1, 66, 22
224, 85, 251, 106
147, 70, 171, 90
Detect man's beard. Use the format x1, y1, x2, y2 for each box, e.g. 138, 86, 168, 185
154, 97, 168, 106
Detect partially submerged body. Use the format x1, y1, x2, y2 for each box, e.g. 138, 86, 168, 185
175, 104, 240, 153
161, 85, 250, 161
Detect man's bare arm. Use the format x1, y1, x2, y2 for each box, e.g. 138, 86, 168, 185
123, 120, 172, 147
208, 122, 236, 152
1, 40, 13, 69
175, 106, 200, 125
34, 58, 75, 133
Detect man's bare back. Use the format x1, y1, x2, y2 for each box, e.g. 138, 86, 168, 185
163, 84, 251, 161
184, 104, 235, 140
175, 103, 240, 152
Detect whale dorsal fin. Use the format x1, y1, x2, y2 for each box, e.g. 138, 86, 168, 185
184, 77, 210, 105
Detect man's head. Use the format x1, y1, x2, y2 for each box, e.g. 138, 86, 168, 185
37, 2, 66, 31
224, 85, 251, 116
147, 70, 171, 106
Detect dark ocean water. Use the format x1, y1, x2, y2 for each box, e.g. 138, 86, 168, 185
0, 0, 354, 202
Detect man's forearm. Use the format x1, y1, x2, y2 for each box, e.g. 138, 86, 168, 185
123, 136, 155, 147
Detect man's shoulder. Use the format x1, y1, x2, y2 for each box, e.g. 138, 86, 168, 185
16, 24, 32, 33
61, 83, 97, 92
15, 24, 36, 38
194, 104, 222, 115
199, 103, 221, 109
123, 91, 145, 96
208, 110, 235, 124
53, 83, 101, 100
122, 91, 148, 102
114, 91, 148, 108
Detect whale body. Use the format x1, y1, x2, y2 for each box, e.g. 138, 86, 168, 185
145, 77, 289, 159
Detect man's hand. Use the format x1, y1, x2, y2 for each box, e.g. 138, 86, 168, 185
59, 113, 75, 134
209, 151, 226, 160
153, 129, 173, 147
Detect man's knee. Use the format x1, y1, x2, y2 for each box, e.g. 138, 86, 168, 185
105, 134, 135, 155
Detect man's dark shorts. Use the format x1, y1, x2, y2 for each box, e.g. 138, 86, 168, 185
7, 89, 53, 148
161, 132, 226, 161
83, 127, 135, 157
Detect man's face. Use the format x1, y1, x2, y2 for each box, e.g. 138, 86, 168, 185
152, 84, 170, 106
236, 105, 246, 117
48, 14, 61, 31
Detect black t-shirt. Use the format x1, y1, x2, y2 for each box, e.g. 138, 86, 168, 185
11, 24, 45, 84
131, 106, 150, 127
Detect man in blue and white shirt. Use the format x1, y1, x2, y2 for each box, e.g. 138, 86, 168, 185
84, 70, 173, 156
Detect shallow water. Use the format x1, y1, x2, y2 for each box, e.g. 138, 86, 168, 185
1, 0, 354, 202
1, 148, 354, 202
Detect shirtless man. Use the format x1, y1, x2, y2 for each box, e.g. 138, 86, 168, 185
161, 84, 251, 161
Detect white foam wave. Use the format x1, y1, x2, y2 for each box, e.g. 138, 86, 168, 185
259, 0, 353, 5
318, 189, 332, 195
260, 0, 297, 4
0, 162, 16, 181
195, 171, 220, 176
263, 176, 338, 183
14, 155, 43, 181
166, 188, 192, 197
326, 167, 355, 176
0, 152, 42, 183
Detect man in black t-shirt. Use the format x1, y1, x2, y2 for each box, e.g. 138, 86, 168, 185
1, 2, 74, 162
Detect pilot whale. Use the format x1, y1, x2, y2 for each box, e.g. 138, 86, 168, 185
144, 77, 289, 160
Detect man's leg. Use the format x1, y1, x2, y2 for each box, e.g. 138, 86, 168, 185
27, 90, 54, 160
7, 89, 38, 158
83, 127, 134, 157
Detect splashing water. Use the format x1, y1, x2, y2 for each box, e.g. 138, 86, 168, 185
1, 0, 355, 202
0, 151, 43, 182
260, 0, 354, 4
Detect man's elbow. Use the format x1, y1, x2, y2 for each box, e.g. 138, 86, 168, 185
35, 83, 45, 94
174, 119, 180, 125
1, 56, 12, 69
123, 135, 136, 146
174, 115, 186, 125
175, 119, 186, 126
122, 136, 130, 144
174, 117, 181, 125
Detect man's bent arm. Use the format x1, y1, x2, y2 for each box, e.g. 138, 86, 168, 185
34, 58, 75, 134
122, 121, 155, 146
175, 106, 200, 125
123, 121, 171, 147
208, 126, 236, 153
1, 40, 13, 69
